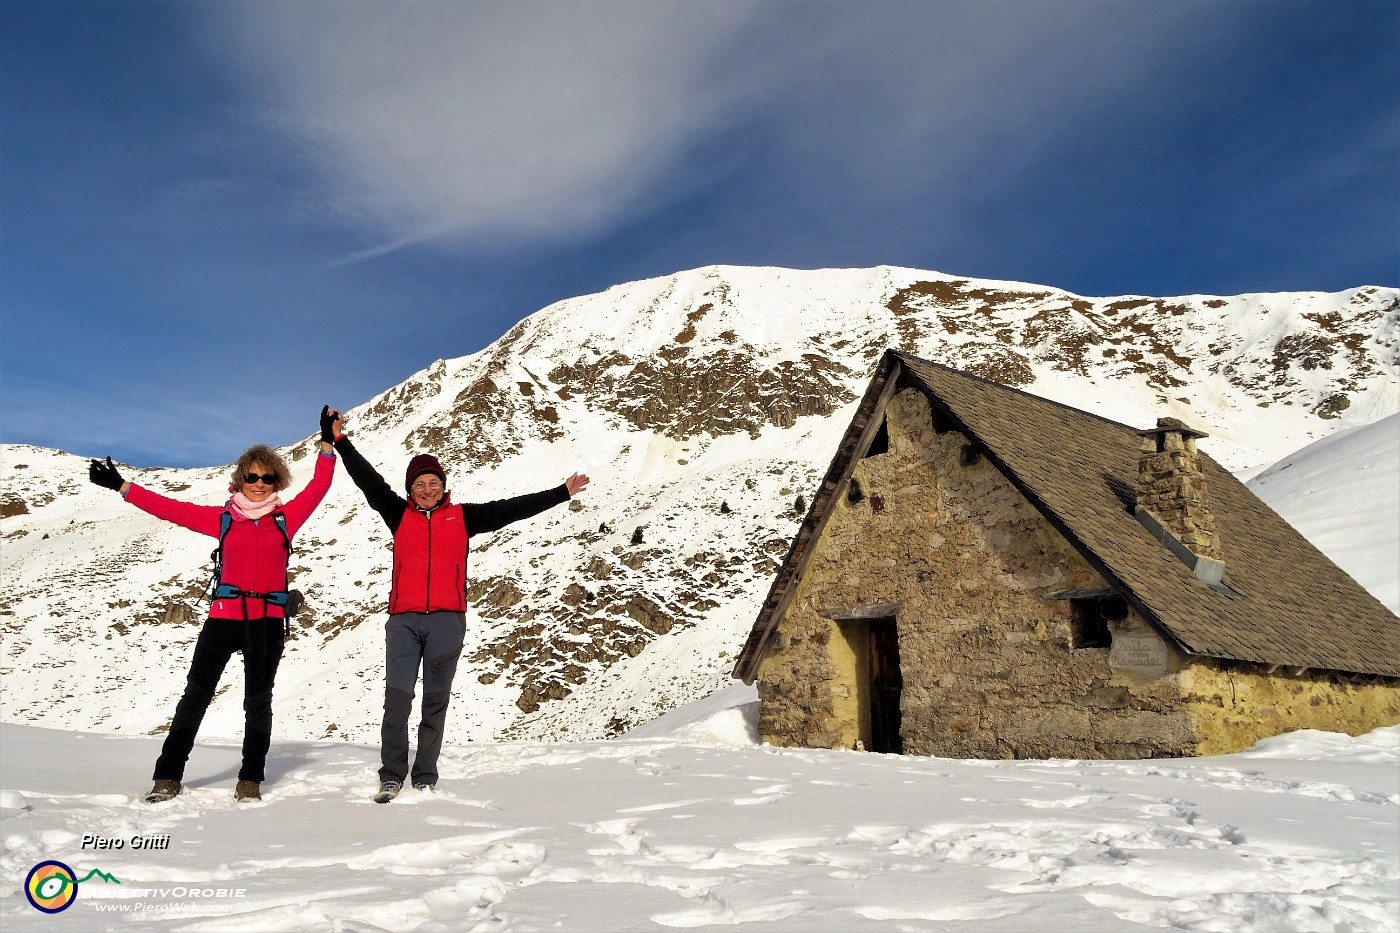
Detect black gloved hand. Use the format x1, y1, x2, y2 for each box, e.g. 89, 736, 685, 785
320, 405, 337, 444
89, 456, 125, 492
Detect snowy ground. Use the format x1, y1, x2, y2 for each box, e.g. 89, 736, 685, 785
3, 687, 1397, 933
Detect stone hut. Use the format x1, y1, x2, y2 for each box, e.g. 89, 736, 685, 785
732, 350, 1400, 758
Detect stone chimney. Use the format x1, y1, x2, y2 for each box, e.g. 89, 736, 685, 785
1135, 417, 1225, 582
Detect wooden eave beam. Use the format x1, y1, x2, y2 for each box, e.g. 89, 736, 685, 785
732, 353, 905, 683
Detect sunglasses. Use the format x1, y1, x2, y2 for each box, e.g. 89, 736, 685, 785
243, 473, 278, 485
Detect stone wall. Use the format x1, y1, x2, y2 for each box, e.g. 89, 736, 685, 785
1178, 664, 1400, 754
753, 386, 1400, 759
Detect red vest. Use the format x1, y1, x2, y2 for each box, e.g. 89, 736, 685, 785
389, 497, 470, 614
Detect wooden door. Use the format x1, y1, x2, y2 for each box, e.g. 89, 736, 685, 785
867, 619, 903, 754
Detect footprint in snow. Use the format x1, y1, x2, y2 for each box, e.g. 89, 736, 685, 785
734, 783, 790, 806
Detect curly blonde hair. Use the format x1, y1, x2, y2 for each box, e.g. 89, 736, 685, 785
231, 444, 292, 493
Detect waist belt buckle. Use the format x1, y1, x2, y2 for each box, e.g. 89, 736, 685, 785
213, 585, 289, 607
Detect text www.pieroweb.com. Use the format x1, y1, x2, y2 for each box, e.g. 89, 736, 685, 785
93, 901, 237, 914
91, 887, 246, 914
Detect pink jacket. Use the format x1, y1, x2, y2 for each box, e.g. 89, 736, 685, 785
124, 451, 336, 620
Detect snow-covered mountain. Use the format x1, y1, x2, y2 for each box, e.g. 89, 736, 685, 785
2, 265, 1397, 744
1246, 413, 1400, 613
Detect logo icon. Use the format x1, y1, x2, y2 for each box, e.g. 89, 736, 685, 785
24, 861, 121, 913
25, 861, 78, 913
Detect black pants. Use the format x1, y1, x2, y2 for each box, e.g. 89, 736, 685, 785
153, 618, 285, 783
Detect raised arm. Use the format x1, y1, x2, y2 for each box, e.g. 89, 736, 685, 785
332, 426, 407, 531
461, 472, 588, 537
280, 449, 336, 535
279, 406, 341, 534
91, 457, 224, 538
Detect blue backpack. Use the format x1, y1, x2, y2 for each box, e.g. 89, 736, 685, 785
203, 509, 302, 621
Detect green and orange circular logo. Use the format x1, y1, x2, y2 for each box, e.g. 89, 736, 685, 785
25, 860, 78, 913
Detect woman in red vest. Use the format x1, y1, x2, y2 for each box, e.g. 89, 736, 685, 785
88, 407, 339, 803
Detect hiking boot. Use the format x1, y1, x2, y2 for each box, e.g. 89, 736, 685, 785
373, 781, 402, 804
235, 780, 261, 802
413, 782, 435, 793
144, 779, 182, 804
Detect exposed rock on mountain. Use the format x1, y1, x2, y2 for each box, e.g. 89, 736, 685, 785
2, 265, 1396, 744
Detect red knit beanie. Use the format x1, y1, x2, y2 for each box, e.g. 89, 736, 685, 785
405, 454, 446, 492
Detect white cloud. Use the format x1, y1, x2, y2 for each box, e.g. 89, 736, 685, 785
211, 2, 762, 257
206, 1, 1224, 261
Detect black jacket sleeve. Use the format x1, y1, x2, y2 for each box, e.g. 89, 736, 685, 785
461, 485, 570, 538
334, 436, 407, 532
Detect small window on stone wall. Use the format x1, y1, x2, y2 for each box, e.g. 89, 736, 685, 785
1099, 595, 1128, 622
1069, 598, 1111, 649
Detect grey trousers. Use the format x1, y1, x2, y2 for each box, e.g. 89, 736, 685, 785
379, 611, 466, 785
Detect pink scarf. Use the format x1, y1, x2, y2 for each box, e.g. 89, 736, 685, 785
228, 489, 284, 522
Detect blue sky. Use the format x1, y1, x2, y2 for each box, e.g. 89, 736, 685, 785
2, 1, 1396, 469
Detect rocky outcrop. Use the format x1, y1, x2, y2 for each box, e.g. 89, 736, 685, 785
547, 350, 860, 440
1, 268, 1395, 744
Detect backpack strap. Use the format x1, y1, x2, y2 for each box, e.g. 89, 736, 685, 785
272, 512, 291, 555
205, 507, 293, 605
205, 508, 234, 600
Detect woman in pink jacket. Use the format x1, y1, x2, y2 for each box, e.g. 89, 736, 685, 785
88, 408, 339, 804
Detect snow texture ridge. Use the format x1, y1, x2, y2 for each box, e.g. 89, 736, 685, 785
0, 709, 1396, 931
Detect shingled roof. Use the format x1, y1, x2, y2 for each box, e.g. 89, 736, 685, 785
734, 350, 1400, 681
